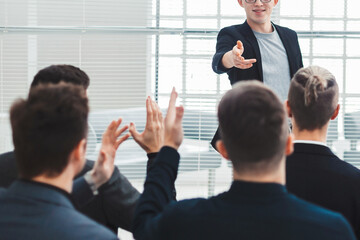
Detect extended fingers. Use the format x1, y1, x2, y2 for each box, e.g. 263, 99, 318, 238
146, 96, 153, 127
115, 132, 131, 149
234, 58, 257, 69
151, 99, 159, 123
115, 124, 129, 138
166, 87, 178, 122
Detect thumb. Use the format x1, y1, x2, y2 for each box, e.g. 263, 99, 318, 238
98, 150, 106, 166
237, 40, 243, 50
129, 122, 141, 141
175, 106, 184, 125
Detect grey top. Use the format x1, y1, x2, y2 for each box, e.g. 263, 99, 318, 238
253, 27, 291, 102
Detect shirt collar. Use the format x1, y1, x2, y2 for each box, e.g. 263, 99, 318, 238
293, 140, 327, 147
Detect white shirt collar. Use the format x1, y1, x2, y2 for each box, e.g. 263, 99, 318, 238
293, 140, 328, 147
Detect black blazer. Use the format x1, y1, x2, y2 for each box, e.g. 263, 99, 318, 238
212, 20, 303, 85
211, 21, 303, 149
286, 143, 360, 239
0, 180, 118, 240
133, 147, 356, 240
0, 151, 140, 233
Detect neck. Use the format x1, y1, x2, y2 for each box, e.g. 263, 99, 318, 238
232, 157, 285, 185
292, 122, 328, 143
247, 19, 273, 33
31, 168, 74, 193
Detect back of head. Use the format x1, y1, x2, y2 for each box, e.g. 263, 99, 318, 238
218, 81, 288, 174
288, 66, 338, 130
10, 83, 89, 179
31, 65, 90, 90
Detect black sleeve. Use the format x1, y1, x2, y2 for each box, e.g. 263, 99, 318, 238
212, 27, 235, 74
74, 160, 141, 233
147, 152, 177, 201
132, 147, 180, 240
99, 167, 141, 232
72, 177, 94, 208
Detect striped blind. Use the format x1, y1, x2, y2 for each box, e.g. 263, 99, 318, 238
1, 3, 360, 239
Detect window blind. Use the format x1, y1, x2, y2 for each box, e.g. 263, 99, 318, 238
1, 1, 360, 238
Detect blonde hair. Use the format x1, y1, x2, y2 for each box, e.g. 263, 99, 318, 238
288, 66, 338, 130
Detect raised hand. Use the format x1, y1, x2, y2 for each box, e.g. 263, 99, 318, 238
223, 40, 257, 69
91, 118, 130, 188
129, 96, 164, 153
163, 88, 184, 150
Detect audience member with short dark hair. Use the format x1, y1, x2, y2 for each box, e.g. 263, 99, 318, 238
286, 66, 360, 239
0, 64, 141, 232
132, 83, 356, 240
0, 83, 128, 239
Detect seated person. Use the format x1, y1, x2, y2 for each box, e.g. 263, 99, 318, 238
0, 83, 126, 239
132, 84, 356, 240
285, 66, 360, 239
0, 64, 161, 232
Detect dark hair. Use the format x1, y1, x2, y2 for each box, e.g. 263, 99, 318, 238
218, 81, 288, 174
10, 83, 89, 179
31, 65, 90, 89
288, 66, 338, 131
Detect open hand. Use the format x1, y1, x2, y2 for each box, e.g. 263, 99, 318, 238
91, 118, 130, 188
163, 88, 184, 150
129, 96, 164, 153
231, 40, 257, 69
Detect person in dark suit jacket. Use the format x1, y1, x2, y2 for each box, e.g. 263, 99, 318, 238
211, 0, 303, 149
285, 66, 360, 239
132, 83, 356, 240
0, 64, 141, 233
0, 83, 129, 239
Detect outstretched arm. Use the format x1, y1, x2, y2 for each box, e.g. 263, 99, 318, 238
72, 118, 130, 206
221, 40, 256, 70
132, 88, 184, 240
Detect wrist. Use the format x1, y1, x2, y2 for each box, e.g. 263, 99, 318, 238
222, 51, 234, 69
83, 171, 99, 195
163, 143, 179, 150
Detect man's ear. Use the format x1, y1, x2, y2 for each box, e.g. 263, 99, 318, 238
70, 139, 87, 166
285, 100, 292, 118
238, 0, 244, 8
274, 0, 279, 6
216, 140, 230, 160
331, 104, 340, 120
285, 133, 294, 156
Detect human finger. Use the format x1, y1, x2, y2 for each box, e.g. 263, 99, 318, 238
115, 124, 129, 138
166, 87, 178, 122
237, 40, 243, 50
145, 96, 153, 128
151, 99, 159, 123
129, 122, 142, 142
115, 132, 131, 149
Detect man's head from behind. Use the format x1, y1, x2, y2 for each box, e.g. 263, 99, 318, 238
31, 65, 90, 90
10, 83, 89, 179
217, 81, 289, 175
287, 66, 339, 131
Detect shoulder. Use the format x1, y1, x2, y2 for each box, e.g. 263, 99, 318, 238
218, 23, 247, 35
0, 151, 15, 161
273, 23, 298, 37
160, 197, 210, 221
50, 207, 118, 239
287, 193, 352, 228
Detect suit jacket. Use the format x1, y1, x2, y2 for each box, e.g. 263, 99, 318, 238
0, 151, 140, 233
0, 180, 118, 240
211, 21, 303, 149
132, 147, 356, 240
286, 143, 360, 239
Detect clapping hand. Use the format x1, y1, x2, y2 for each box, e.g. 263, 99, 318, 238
91, 118, 130, 188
